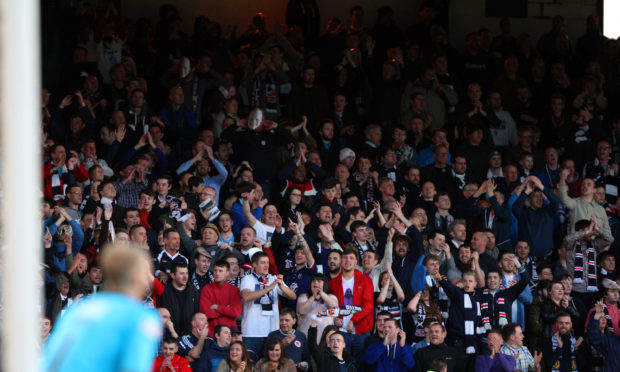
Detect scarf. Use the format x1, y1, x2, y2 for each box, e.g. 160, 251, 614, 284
227, 274, 242, 288
264, 77, 278, 115
250, 74, 278, 115
433, 213, 454, 234
251, 271, 273, 315
192, 271, 214, 291
604, 303, 615, 334
355, 172, 375, 204
218, 85, 236, 100
481, 288, 508, 329
353, 239, 376, 262
573, 240, 598, 291
463, 291, 483, 354
451, 169, 466, 189
100, 197, 115, 206
51, 162, 68, 201
551, 333, 578, 372
414, 304, 427, 338
522, 257, 538, 288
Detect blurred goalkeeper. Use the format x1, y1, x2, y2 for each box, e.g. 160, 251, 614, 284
42, 243, 162, 372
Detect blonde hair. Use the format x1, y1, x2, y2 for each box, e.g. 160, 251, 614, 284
100, 242, 152, 293
462, 271, 477, 282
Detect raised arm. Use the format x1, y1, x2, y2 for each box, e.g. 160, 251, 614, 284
557, 168, 577, 210
308, 322, 321, 365
588, 300, 612, 353
406, 291, 422, 313
290, 219, 314, 267
387, 265, 405, 302
205, 146, 229, 187
241, 189, 258, 227
277, 275, 297, 300
376, 274, 391, 304
471, 251, 485, 288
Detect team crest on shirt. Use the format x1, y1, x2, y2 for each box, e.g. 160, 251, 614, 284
290, 282, 298, 293
294, 340, 301, 347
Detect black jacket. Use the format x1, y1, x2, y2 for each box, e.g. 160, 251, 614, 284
413, 342, 466, 372
308, 326, 357, 372
158, 282, 200, 336
222, 124, 294, 183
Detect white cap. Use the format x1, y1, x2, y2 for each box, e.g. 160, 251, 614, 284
339, 148, 356, 162
247, 247, 263, 261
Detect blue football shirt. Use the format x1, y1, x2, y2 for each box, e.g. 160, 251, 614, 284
42, 293, 162, 372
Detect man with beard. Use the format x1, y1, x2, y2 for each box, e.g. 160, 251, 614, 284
390, 204, 424, 300
327, 250, 342, 279
542, 313, 579, 372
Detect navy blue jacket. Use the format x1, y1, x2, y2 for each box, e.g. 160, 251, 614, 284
588, 318, 620, 372
512, 186, 560, 257
391, 225, 424, 302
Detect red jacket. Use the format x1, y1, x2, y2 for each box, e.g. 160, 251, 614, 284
264, 247, 279, 276
151, 278, 164, 308
151, 354, 191, 372
329, 269, 375, 334
200, 281, 242, 338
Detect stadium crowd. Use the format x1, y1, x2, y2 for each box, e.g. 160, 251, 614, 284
39, 1, 620, 371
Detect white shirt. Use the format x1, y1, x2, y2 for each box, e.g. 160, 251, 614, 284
340, 276, 355, 332
252, 220, 283, 244
240, 273, 286, 337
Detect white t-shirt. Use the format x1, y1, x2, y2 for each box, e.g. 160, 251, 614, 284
240, 273, 285, 337
340, 276, 355, 332
296, 293, 337, 344
252, 221, 283, 243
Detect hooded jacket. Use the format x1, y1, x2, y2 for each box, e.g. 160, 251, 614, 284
196, 339, 229, 372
